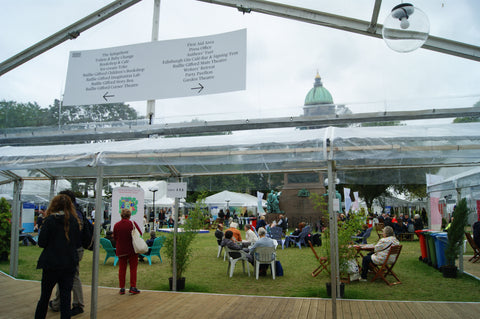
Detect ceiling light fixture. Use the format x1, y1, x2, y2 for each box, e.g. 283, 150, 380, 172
382, 3, 430, 53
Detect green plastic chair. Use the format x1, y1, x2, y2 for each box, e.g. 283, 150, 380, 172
140, 236, 166, 265
100, 237, 118, 266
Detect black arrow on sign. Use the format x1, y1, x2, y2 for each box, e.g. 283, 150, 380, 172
191, 83, 204, 93
103, 92, 114, 101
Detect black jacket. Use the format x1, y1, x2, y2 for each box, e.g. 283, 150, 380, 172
36, 212, 80, 270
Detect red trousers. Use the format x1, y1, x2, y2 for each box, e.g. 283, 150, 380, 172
118, 254, 138, 288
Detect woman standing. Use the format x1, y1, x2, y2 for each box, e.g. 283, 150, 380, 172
35, 194, 81, 319
113, 208, 142, 295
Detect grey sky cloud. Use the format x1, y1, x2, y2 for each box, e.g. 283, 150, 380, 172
1, 0, 479, 124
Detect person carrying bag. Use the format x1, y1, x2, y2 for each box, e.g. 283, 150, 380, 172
113, 209, 143, 295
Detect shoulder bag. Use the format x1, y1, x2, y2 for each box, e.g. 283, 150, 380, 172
131, 221, 148, 254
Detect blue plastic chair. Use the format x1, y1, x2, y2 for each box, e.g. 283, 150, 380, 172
285, 226, 311, 249
351, 226, 373, 244
140, 236, 166, 265
100, 237, 118, 266
269, 226, 285, 249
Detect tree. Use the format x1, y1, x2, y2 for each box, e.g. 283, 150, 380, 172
0, 99, 140, 129
0, 100, 48, 128
350, 184, 390, 212
392, 184, 427, 200
50, 99, 139, 125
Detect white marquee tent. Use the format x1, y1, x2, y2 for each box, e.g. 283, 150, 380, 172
204, 190, 266, 213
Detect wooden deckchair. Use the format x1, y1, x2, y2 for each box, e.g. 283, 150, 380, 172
465, 232, 480, 263
370, 245, 402, 286
309, 241, 329, 277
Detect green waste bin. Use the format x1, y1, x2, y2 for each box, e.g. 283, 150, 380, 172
424, 231, 440, 268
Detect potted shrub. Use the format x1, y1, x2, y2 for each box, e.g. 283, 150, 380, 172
164, 195, 206, 290
0, 197, 12, 261
442, 198, 469, 278
311, 193, 362, 297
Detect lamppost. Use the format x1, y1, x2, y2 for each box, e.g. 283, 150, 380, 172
225, 199, 230, 210
149, 186, 159, 229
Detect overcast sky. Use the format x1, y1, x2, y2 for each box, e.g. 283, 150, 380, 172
1, 0, 480, 124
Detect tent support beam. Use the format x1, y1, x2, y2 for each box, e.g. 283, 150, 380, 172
197, 0, 480, 62
328, 159, 338, 317
2, 106, 480, 145
9, 179, 22, 277
0, 0, 143, 76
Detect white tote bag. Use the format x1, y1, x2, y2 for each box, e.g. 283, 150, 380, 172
131, 221, 148, 254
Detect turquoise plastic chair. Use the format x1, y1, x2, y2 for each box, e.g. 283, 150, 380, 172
100, 237, 118, 266
140, 236, 166, 265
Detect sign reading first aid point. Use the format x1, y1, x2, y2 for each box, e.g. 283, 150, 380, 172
63, 29, 246, 105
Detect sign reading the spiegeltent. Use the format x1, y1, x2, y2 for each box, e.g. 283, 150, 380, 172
62, 29, 246, 105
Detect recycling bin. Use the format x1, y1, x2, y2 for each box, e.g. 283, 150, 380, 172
434, 233, 449, 269
415, 229, 432, 262
424, 231, 440, 268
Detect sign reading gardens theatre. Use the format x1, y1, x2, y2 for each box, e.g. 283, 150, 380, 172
62, 29, 246, 106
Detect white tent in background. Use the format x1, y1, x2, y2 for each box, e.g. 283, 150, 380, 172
204, 190, 266, 216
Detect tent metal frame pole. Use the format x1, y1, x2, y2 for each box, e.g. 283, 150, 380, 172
0, 0, 142, 76
197, 0, 480, 62
172, 196, 179, 291
146, 0, 161, 125
328, 159, 337, 318
49, 179, 56, 201
90, 166, 104, 319
9, 179, 23, 277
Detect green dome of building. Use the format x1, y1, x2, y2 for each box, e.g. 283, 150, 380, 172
304, 72, 333, 105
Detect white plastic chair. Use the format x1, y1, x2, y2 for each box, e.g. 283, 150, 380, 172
217, 244, 227, 260
224, 247, 250, 277
253, 246, 276, 280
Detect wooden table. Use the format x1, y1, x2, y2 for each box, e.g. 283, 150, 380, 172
352, 244, 374, 272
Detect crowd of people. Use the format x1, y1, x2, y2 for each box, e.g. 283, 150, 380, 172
11, 196, 477, 318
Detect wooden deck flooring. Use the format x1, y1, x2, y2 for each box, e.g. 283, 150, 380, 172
1, 271, 479, 319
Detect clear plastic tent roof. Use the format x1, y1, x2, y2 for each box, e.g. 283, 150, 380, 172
427, 167, 480, 193
1, 123, 480, 186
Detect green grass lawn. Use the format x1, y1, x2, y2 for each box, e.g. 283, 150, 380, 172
2, 230, 479, 301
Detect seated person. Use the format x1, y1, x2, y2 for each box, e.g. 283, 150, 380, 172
226, 222, 242, 242
284, 222, 306, 247
221, 230, 253, 264
19, 228, 37, 246
215, 223, 224, 245
243, 224, 258, 246
249, 227, 276, 275
401, 214, 413, 233
167, 216, 175, 228
354, 224, 369, 244
291, 222, 306, 236
360, 226, 399, 281
256, 215, 267, 231
139, 231, 156, 261
249, 227, 276, 252
276, 214, 288, 234
104, 230, 116, 247
473, 220, 480, 248
413, 214, 424, 231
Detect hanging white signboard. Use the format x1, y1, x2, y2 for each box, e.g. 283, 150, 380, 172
167, 182, 187, 199
63, 29, 246, 105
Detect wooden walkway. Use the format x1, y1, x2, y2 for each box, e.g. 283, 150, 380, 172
1, 272, 479, 319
